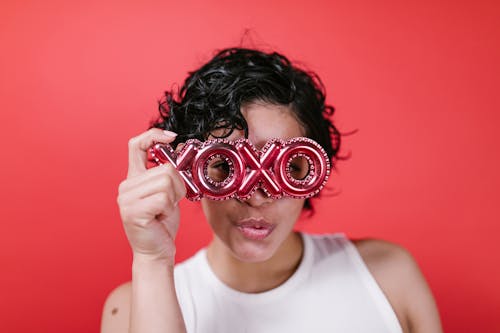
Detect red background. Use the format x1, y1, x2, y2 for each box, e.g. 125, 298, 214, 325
1, 0, 499, 332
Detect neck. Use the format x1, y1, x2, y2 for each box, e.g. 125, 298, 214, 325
206, 232, 304, 293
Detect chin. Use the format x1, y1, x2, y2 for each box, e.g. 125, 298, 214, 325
229, 240, 278, 263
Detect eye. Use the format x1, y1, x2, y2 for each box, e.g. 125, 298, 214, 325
289, 155, 310, 180
207, 156, 230, 182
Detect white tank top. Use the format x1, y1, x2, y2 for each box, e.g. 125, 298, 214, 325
174, 233, 403, 333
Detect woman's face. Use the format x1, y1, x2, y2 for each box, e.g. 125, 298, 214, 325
201, 101, 306, 263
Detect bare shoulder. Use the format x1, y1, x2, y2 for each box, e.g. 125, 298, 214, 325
352, 238, 443, 333
100, 281, 132, 333
352, 238, 416, 276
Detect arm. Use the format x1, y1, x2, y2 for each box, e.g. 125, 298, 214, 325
354, 239, 443, 333
101, 129, 187, 333
130, 255, 186, 333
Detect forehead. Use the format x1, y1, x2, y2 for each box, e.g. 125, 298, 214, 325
213, 102, 305, 149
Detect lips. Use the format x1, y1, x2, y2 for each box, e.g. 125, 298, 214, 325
236, 218, 275, 241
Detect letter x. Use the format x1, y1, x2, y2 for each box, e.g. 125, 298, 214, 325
236, 140, 282, 198
152, 141, 201, 200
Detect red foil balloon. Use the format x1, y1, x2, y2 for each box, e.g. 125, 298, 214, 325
150, 137, 330, 201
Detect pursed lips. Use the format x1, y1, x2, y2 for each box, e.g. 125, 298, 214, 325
235, 218, 276, 240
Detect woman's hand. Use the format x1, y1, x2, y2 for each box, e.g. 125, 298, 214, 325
117, 128, 186, 265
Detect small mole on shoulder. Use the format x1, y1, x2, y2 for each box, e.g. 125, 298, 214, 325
111, 307, 118, 315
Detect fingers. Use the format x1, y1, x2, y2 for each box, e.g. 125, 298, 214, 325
119, 191, 175, 228
169, 163, 187, 202
118, 129, 184, 261
120, 163, 173, 194
119, 164, 186, 205
127, 128, 177, 178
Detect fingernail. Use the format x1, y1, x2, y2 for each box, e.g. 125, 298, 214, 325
163, 130, 178, 137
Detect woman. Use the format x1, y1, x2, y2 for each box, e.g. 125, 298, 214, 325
101, 48, 443, 333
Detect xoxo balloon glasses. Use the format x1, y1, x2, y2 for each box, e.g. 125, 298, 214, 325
150, 137, 331, 201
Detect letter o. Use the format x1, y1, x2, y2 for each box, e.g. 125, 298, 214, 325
191, 140, 245, 200
273, 139, 330, 198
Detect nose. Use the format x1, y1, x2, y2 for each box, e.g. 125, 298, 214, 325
243, 188, 274, 207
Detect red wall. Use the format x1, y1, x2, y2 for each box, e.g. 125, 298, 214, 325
1, 0, 499, 332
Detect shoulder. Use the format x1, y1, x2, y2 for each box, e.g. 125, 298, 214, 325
100, 281, 131, 333
351, 238, 443, 333
352, 238, 416, 277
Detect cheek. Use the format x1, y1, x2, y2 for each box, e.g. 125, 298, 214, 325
201, 199, 217, 222
276, 199, 305, 219
201, 199, 233, 224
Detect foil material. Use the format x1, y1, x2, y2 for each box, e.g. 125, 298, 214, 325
150, 137, 330, 201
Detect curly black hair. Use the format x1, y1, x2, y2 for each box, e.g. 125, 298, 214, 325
151, 47, 346, 210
